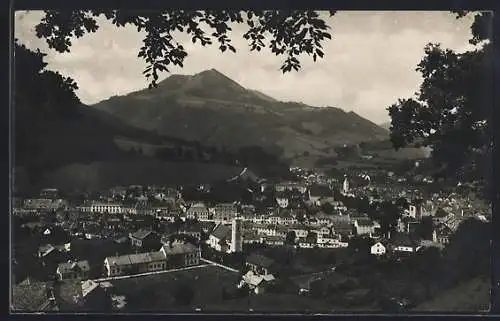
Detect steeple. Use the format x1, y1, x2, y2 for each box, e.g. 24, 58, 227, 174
342, 174, 350, 194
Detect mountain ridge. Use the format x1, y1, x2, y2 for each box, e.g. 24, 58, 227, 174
92, 69, 389, 162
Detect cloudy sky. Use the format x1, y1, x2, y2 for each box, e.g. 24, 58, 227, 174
15, 11, 476, 124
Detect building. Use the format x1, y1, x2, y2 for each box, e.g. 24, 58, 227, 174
239, 271, 276, 294
370, 242, 387, 256
275, 194, 289, 208
186, 203, 210, 220
24, 198, 67, 211
275, 182, 307, 194
128, 230, 160, 250
391, 233, 421, 253
213, 203, 238, 223
353, 217, 376, 236
178, 224, 202, 240
160, 241, 201, 267
90, 202, 124, 214
56, 260, 90, 281
207, 224, 232, 253
104, 241, 199, 277
104, 251, 166, 277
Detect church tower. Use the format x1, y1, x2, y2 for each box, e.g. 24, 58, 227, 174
231, 217, 243, 253
342, 175, 350, 194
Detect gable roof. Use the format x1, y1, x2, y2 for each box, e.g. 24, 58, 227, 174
210, 224, 232, 240
392, 232, 417, 247
57, 260, 90, 274
161, 242, 198, 255
129, 229, 155, 240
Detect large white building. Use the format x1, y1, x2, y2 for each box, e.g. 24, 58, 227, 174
90, 202, 124, 214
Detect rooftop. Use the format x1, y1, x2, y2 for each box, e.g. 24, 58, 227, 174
210, 223, 232, 240
57, 260, 90, 274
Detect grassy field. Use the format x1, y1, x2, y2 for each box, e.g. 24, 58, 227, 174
106, 265, 240, 312
413, 276, 490, 312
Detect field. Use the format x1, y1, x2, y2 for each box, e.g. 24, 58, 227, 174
413, 276, 490, 312
106, 265, 240, 312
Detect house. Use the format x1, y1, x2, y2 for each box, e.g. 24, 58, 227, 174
263, 235, 285, 246
391, 233, 421, 253
40, 188, 60, 199
330, 217, 354, 237
298, 232, 318, 248
178, 224, 202, 240
207, 223, 232, 252
128, 229, 160, 250
239, 270, 276, 294
315, 226, 332, 236
246, 253, 276, 276
186, 203, 211, 220
38, 244, 58, 259
199, 221, 216, 234
275, 193, 290, 208
432, 207, 452, 224
160, 241, 201, 268
90, 202, 124, 214
317, 233, 340, 246
370, 241, 387, 256
256, 225, 287, 238
353, 217, 376, 236
213, 203, 238, 223
242, 230, 263, 244
56, 260, 90, 281
275, 182, 307, 194
288, 224, 309, 239
434, 224, 453, 245
104, 251, 167, 277
312, 212, 333, 226
11, 281, 58, 312
55, 279, 111, 311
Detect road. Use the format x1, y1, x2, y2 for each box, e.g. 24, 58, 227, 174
92, 257, 239, 282
200, 258, 240, 273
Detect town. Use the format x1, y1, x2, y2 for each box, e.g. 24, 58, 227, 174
11, 164, 491, 312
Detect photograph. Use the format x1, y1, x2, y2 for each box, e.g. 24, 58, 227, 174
11, 9, 492, 314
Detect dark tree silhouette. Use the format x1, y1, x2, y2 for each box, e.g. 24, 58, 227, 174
15, 41, 81, 181
35, 10, 336, 88
285, 231, 296, 245
387, 11, 492, 186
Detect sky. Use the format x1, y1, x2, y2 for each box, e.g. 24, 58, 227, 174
14, 11, 476, 124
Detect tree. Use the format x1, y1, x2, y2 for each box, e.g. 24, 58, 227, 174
14, 42, 81, 181
415, 216, 434, 240
35, 10, 336, 88
387, 11, 493, 188
285, 231, 296, 245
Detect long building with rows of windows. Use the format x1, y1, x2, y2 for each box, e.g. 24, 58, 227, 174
104, 241, 201, 277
